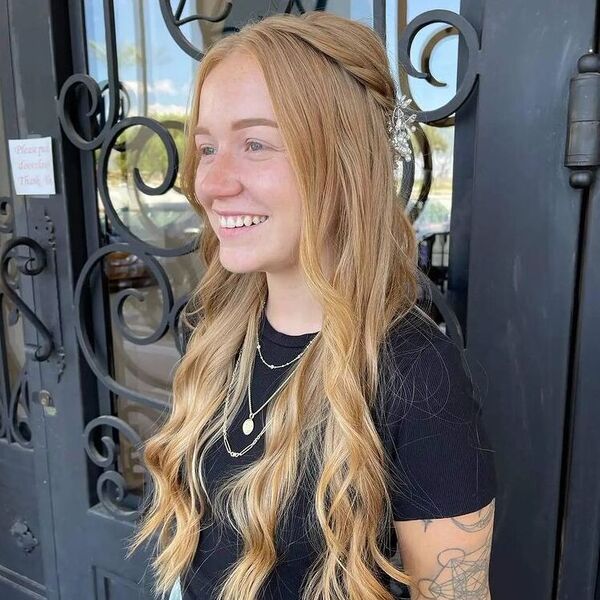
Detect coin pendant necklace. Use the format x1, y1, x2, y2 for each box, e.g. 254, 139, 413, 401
242, 418, 254, 436
223, 304, 321, 458
223, 352, 301, 458
242, 329, 318, 436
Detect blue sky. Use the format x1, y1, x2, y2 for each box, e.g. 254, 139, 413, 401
84, 0, 461, 118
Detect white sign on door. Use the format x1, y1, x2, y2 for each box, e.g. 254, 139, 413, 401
8, 136, 56, 195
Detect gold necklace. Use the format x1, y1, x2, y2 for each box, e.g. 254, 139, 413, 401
256, 299, 319, 370
244, 333, 318, 435
222, 331, 319, 458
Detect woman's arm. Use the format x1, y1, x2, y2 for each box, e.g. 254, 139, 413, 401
393, 498, 495, 599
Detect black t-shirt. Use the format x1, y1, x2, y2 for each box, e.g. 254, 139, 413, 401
179, 308, 497, 599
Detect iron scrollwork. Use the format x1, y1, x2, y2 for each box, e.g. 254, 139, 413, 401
57, 0, 120, 151
159, 0, 234, 61
73, 243, 177, 413
55, 0, 201, 516
399, 8, 481, 215
83, 415, 149, 520
398, 9, 481, 125
0, 192, 35, 449
95, 116, 196, 258
0, 367, 32, 449
158, 0, 330, 61
0, 238, 54, 361
397, 9, 482, 341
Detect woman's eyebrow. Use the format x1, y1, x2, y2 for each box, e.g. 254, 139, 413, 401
193, 118, 279, 135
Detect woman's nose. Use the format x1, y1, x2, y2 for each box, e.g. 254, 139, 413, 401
197, 150, 243, 198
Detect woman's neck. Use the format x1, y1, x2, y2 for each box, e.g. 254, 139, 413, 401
264, 273, 323, 336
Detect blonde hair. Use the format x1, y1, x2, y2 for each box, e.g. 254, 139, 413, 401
127, 11, 425, 599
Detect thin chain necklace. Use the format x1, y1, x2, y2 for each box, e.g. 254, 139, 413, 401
222, 352, 296, 458
256, 299, 320, 370
222, 310, 320, 458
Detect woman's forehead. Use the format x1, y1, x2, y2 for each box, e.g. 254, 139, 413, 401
203, 53, 266, 96
197, 56, 276, 126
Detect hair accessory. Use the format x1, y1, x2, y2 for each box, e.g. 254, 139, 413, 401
387, 93, 417, 172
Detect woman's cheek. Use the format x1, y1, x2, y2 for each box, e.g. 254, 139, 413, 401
194, 174, 207, 210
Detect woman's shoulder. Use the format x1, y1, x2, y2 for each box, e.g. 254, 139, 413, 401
381, 306, 472, 404
376, 307, 498, 520
385, 305, 459, 356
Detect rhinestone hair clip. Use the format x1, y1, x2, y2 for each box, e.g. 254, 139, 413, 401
387, 93, 417, 171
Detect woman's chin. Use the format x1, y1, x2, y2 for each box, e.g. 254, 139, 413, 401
218, 254, 264, 274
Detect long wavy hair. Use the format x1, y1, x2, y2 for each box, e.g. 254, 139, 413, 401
127, 11, 428, 600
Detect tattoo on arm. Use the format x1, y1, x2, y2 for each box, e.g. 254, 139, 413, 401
421, 519, 433, 532
411, 501, 494, 599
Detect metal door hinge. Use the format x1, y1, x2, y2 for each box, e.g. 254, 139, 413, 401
565, 51, 600, 188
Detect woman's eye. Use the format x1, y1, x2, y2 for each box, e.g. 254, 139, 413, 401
197, 141, 266, 159
246, 140, 265, 152
198, 146, 215, 158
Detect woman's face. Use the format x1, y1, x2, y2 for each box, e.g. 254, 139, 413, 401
193, 51, 303, 275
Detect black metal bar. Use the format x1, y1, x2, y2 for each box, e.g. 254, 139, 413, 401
373, 0, 386, 44
445, 0, 485, 336
554, 36, 600, 599
555, 155, 600, 600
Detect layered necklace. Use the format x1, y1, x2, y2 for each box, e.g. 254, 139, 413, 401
222, 301, 320, 458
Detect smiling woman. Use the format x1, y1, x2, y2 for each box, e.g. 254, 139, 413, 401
126, 11, 497, 600
191, 51, 308, 279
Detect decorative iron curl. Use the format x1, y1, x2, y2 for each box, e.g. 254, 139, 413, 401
397, 9, 481, 125
83, 415, 148, 520
159, 1, 330, 61
159, 0, 234, 61
126, 119, 185, 195
0, 367, 32, 449
96, 116, 197, 257
57, 74, 111, 151
394, 10, 480, 343
57, 0, 121, 150
73, 243, 173, 412
0, 238, 53, 361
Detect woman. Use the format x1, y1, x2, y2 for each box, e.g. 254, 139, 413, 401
128, 11, 497, 600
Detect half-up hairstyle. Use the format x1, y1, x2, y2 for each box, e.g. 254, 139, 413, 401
128, 11, 426, 600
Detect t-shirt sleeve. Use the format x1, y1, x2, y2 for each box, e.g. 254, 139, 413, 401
378, 318, 498, 522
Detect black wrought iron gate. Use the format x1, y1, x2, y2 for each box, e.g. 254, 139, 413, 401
0, 1, 599, 599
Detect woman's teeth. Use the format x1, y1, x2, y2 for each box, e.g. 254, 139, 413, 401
220, 215, 268, 228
